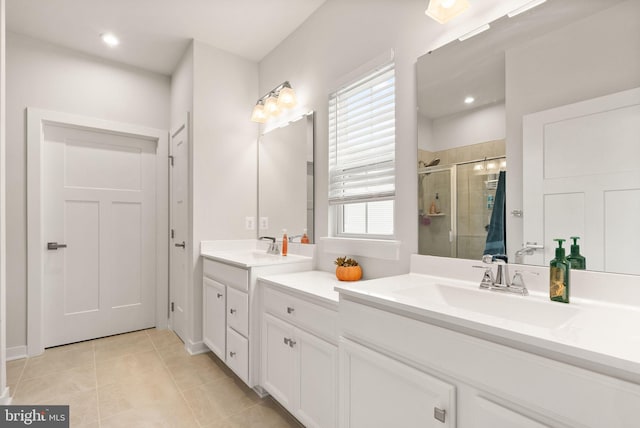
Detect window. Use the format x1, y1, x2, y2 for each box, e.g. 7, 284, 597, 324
329, 62, 395, 237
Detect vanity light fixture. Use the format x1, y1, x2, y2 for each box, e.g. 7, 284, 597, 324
458, 23, 490, 41
250, 81, 298, 123
425, 0, 470, 24
507, 0, 547, 18
100, 32, 120, 47
464, 96, 475, 104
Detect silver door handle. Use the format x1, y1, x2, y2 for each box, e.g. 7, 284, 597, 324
288, 339, 296, 348
175, 241, 186, 248
229, 351, 236, 358
47, 242, 67, 250
286, 307, 295, 314
229, 308, 236, 314
216, 293, 223, 299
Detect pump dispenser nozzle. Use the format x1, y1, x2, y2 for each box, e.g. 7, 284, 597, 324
567, 236, 586, 270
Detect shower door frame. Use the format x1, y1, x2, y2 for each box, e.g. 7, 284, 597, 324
419, 164, 457, 258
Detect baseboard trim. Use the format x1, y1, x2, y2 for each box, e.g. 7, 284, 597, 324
6, 346, 27, 361
0, 387, 12, 405
186, 340, 208, 355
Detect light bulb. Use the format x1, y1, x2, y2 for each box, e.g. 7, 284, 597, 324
277, 86, 297, 109
250, 103, 268, 123
264, 95, 280, 117
425, 0, 469, 24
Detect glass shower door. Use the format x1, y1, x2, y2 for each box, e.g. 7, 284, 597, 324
418, 167, 455, 257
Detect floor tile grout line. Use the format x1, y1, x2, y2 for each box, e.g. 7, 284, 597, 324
148, 328, 205, 428
9, 357, 28, 401
92, 339, 102, 428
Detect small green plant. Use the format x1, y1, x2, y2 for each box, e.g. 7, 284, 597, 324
334, 256, 359, 267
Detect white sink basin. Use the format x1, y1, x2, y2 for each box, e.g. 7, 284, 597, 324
393, 283, 580, 329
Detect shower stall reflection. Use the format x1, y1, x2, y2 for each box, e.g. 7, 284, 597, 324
419, 156, 506, 260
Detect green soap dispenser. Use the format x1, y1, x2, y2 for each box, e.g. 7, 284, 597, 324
567, 236, 586, 270
550, 239, 570, 303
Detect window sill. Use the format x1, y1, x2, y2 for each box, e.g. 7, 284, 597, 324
320, 237, 401, 261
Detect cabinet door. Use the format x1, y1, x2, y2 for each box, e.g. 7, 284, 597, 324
262, 313, 296, 410
340, 338, 455, 428
296, 328, 338, 428
203, 277, 226, 360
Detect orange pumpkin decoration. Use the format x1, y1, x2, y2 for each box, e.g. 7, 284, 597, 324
335, 265, 362, 281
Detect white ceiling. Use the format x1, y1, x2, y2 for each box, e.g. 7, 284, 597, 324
6, 0, 326, 75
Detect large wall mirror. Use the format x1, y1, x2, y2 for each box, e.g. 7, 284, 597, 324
258, 112, 314, 242
417, 0, 640, 274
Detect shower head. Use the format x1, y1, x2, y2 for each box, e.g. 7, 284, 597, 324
426, 158, 440, 167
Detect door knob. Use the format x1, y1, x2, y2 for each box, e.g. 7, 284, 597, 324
47, 242, 67, 250
175, 241, 186, 248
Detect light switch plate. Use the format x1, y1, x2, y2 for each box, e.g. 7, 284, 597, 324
259, 217, 269, 230
245, 216, 255, 230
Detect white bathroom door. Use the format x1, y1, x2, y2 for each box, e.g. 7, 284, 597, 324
43, 123, 157, 347
523, 87, 640, 273
169, 116, 189, 343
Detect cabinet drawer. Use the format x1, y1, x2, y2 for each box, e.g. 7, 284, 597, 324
264, 286, 338, 343
203, 258, 248, 292
226, 286, 249, 337
227, 327, 249, 383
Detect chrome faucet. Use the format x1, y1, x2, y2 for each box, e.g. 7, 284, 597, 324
259, 236, 280, 255
474, 255, 529, 296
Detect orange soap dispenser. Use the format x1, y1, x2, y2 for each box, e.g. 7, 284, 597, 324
282, 229, 288, 256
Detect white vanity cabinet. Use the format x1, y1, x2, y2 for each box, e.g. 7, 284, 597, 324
259, 272, 339, 428
201, 254, 312, 389
339, 296, 640, 428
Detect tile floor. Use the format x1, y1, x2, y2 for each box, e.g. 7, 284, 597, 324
7, 329, 303, 428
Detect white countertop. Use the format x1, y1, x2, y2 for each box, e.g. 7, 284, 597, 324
336, 272, 640, 383
201, 249, 312, 269
258, 270, 340, 308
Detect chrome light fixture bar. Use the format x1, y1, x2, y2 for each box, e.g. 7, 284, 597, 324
425, 0, 470, 24
250, 81, 298, 123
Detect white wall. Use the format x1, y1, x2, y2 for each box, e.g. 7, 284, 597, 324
259, 0, 531, 278
505, 0, 640, 261
188, 40, 258, 345
5, 32, 171, 351
425, 102, 505, 152
0, 0, 8, 403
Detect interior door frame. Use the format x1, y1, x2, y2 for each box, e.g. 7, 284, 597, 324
26, 108, 169, 356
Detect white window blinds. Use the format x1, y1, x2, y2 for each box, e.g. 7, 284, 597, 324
328, 62, 395, 205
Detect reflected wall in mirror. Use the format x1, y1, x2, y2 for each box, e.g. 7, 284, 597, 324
417, 0, 640, 274
258, 112, 314, 243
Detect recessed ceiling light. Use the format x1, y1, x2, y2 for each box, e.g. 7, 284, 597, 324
100, 33, 120, 47
464, 96, 475, 104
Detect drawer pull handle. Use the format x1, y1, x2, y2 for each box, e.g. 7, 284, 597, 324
288, 339, 296, 348
230, 308, 237, 314
283, 338, 290, 346
434, 407, 446, 423
217, 293, 223, 298
229, 351, 236, 358
286, 307, 295, 314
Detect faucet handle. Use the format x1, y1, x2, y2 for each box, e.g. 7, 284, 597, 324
473, 265, 495, 288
